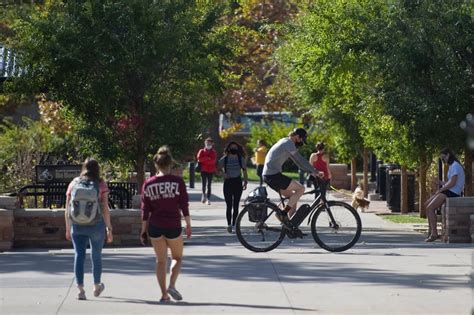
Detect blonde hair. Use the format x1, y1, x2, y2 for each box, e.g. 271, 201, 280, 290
153, 146, 173, 170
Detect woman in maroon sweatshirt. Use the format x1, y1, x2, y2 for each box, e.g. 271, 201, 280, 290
140, 146, 191, 302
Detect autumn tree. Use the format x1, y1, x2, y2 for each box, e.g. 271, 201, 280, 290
8, 0, 232, 189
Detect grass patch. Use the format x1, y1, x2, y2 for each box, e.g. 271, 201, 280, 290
379, 214, 427, 224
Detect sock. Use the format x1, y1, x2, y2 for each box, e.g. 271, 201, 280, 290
281, 205, 292, 215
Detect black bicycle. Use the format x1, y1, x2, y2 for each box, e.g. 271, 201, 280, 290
235, 176, 362, 252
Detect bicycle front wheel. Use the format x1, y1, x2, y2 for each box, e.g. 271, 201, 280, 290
311, 201, 362, 252
236, 202, 285, 252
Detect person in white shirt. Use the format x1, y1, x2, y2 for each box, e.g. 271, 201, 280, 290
424, 148, 465, 242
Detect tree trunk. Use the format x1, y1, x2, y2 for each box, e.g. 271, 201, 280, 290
136, 149, 146, 194
419, 153, 429, 218
351, 157, 357, 192
363, 148, 369, 197
464, 147, 474, 196
400, 165, 408, 214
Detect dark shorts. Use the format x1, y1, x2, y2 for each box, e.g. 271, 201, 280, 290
441, 190, 460, 198
148, 224, 182, 240
264, 173, 292, 192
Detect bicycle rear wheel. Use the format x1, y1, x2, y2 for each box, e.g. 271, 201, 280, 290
311, 201, 361, 252
236, 202, 285, 252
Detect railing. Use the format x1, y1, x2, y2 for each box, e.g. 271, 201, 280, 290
13, 182, 138, 209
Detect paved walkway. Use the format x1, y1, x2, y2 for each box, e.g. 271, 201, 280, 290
1, 182, 473, 314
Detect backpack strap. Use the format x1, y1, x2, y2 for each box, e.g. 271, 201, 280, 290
224, 155, 244, 173
77, 177, 101, 198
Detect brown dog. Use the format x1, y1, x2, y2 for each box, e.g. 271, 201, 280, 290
351, 187, 370, 212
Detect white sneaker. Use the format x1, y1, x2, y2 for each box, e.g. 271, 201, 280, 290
207, 200, 211, 205
201, 195, 206, 204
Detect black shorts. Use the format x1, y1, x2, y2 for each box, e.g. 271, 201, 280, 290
441, 190, 460, 198
264, 173, 292, 192
148, 224, 182, 240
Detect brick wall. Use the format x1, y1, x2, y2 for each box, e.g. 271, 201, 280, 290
9, 208, 142, 249
329, 164, 350, 190
0, 209, 14, 251
442, 197, 474, 243
109, 209, 142, 246
14, 209, 68, 248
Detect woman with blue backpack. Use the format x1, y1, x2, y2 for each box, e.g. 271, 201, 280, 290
219, 141, 248, 233
64, 158, 113, 300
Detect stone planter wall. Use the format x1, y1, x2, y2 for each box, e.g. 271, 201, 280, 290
0, 208, 143, 249
442, 197, 474, 243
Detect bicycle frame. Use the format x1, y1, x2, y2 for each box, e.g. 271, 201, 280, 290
263, 177, 340, 229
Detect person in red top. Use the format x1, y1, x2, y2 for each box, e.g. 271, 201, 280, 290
140, 146, 191, 302
309, 142, 332, 196
196, 137, 217, 205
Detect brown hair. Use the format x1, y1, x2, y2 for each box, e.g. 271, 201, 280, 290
224, 141, 246, 158
316, 142, 325, 151
80, 158, 101, 182
440, 147, 461, 165
154, 145, 174, 170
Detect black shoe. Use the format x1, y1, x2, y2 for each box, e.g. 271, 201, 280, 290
293, 228, 306, 239
286, 230, 298, 239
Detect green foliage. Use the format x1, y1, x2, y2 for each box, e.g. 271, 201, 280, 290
277, 0, 373, 163
7, 0, 233, 182
248, 120, 325, 171
0, 118, 69, 192
278, 0, 473, 168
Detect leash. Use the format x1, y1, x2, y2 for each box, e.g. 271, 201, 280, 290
329, 185, 353, 197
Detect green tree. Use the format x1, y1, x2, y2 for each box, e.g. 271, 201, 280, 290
277, 0, 375, 189
0, 118, 71, 192
278, 0, 473, 212
8, 0, 232, 189
364, 0, 474, 211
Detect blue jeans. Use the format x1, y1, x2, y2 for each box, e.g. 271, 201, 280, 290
71, 221, 105, 285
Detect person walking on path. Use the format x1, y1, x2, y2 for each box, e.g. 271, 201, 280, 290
196, 137, 217, 205
309, 142, 332, 197
65, 158, 113, 301
219, 141, 248, 233
424, 148, 465, 242
252, 139, 268, 186
141, 146, 192, 302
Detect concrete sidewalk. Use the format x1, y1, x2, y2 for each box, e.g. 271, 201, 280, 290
1, 182, 473, 314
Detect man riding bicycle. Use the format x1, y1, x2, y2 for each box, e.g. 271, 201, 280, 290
263, 128, 324, 235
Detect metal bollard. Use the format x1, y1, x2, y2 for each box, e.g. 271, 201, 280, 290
189, 162, 195, 189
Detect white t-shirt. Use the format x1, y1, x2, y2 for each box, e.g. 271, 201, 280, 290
447, 161, 465, 196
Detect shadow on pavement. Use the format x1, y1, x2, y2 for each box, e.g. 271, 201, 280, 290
96, 296, 316, 312
0, 249, 468, 292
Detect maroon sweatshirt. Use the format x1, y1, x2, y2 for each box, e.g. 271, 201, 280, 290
141, 175, 189, 229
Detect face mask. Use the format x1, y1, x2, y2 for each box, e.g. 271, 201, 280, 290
205, 145, 212, 150
229, 148, 238, 154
